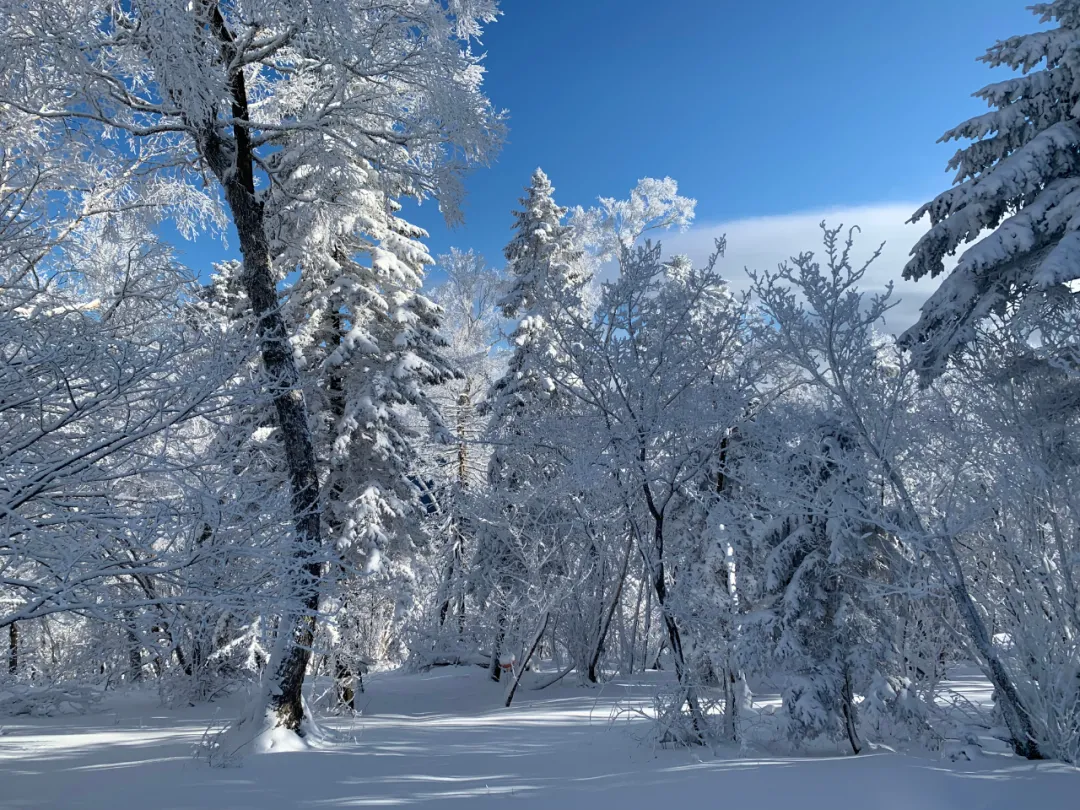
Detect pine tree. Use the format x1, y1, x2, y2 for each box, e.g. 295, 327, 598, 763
902, 1, 1080, 379
751, 418, 882, 754
486, 168, 588, 455
478, 169, 587, 678
279, 176, 458, 684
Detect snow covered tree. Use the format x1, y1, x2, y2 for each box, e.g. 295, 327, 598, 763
486, 168, 588, 469
570, 176, 696, 264
537, 236, 762, 739
0, 0, 503, 735
0, 211, 249, 669
901, 1, 1080, 380
478, 169, 588, 679
753, 223, 1046, 759
422, 250, 504, 641
927, 312, 1080, 762
287, 192, 455, 596
748, 417, 882, 754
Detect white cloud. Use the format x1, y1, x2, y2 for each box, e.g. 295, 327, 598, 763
653, 203, 953, 335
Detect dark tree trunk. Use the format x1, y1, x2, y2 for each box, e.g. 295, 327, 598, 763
489, 610, 506, 682
124, 612, 142, 684
335, 661, 355, 711
8, 622, 16, 675
505, 612, 549, 708
640, 485, 706, 740
841, 667, 861, 755
871, 440, 1042, 760
225, 150, 323, 734
946, 574, 1042, 759
199, 2, 325, 733
586, 533, 634, 682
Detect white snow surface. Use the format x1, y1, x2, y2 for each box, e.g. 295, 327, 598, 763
1, 669, 1077, 809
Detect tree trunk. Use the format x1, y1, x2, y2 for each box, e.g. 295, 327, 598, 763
842, 667, 862, 755
505, 612, 549, 708
855, 412, 1042, 760
438, 519, 465, 631
199, 4, 325, 732
640, 508, 706, 740
7, 622, 16, 676
646, 525, 687, 679
642, 572, 654, 672
334, 660, 355, 711
945, 572, 1041, 759
489, 609, 506, 682
627, 568, 644, 675
124, 611, 142, 684
231, 184, 323, 732
722, 666, 744, 743
586, 533, 633, 682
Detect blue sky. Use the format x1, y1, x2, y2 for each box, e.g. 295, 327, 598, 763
402, 1, 1036, 260
174, 0, 1041, 328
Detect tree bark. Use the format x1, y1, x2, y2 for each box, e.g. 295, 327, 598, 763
335, 660, 355, 711
642, 568, 654, 671
945, 570, 1041, 759
124, 611, 142, 684
198, 2, 325, 733
639, 500, 706, 740
505, 612, 548, 708
722, 666, 743, 743
586, 533, 633, 682
488, 610, 506, 682
8, 622, 16, 675
842, 667, 862, 755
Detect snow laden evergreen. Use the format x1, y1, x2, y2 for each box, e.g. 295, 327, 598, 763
747, 418, 883, 754
285, 194, 455, 566
902, 1, 1080, 379
485, 168, 589, 468
475, 169, 588, 681
283, 193, 458, 692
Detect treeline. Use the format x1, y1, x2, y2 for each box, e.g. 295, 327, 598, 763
1, 0, 1079, 763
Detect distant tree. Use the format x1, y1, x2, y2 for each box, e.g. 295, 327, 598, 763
486, 168, 588, 464
478, 169, 587, 679
425, 249, 504, 638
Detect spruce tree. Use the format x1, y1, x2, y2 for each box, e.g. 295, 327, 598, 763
486, 167, 588, 464
477, 168, 587, 679
902, 1, 1080, 379
753, 418, 881, 754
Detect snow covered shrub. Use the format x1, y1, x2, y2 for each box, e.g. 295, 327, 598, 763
861, 673, 941, 750
0, 683, 102, 717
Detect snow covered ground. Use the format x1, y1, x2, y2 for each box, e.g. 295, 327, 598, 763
1, 669, 1077, 810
